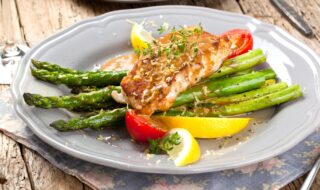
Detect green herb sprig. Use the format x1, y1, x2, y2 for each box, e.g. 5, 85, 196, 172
157, 25, 166, 35
148, 132, 181, 154
136, 23, 204, 61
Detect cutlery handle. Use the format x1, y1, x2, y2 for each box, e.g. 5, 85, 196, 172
270, 0, 313, 37
300, 157, 320, 190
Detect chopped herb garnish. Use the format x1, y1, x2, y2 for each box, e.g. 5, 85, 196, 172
193, 23, 203, 34
134, 48, 141, 55
148, 138, 162, 154
171, 26, 176, 32
162, 132, 181, 151
148, 132, 181, 154
138, 24, 204, 65
157, 25, 166, 35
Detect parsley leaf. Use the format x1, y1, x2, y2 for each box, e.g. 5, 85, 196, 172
148, 138, 163, 154
148, 132, 181, 154
157, 25, 166, 35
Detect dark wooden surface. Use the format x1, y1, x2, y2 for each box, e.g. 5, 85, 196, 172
0, 0, 319, 189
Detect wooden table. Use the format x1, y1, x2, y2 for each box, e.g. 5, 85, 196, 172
0, 0, 319, 189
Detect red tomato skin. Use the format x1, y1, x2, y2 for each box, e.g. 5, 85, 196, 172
220, 29, 253, 59
125, 109, 167, 143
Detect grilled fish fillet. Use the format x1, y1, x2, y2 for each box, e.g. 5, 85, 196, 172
121, 28, 236, 115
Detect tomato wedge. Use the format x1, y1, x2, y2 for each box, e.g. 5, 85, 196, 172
220, 29, 253, 59
125, 109, 167, 143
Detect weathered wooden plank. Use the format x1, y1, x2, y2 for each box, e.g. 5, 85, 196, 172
129, 0, 241, 15
84, 184, 94, 190
14, 0, 138, 46
0, 0, 23, 43
0, 85, 9, 91
192, 0, 242, 13
14, 0, 242, 46
238, 0, 320, 53
22, 147, 84, 190
282, 176, 305, 190
0, 0, 31, 189
15, 0, 96, 46
0, 133, 32, 190
312, 172, 320, 189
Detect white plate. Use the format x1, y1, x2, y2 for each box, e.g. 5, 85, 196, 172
11, 5, 320, 174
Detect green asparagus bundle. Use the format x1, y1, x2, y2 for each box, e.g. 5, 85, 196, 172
200, 82, 288, 105
31, 49, 265, 87
173, 69, 276, 107
25, 69, 275, 111
204, 48, 266, 81
163, 84, 302, 117
25, 49, 303, 132
51, 84, 302, 131
208, 84, 302, 116
23, 86, 121, 111
50, 108, 127, 131
25, 50, 272, 110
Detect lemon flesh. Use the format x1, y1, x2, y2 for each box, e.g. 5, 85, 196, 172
130, 23, 154, 51
166, 128, 201, 167
155, 116, 251, 138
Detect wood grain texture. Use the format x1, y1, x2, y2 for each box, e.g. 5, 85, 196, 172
15, 0, 97, 46
22, 147, 84, 190
192, 0, 242, 13
0, 0, 23, 43
0, 85, 9, 91
14, 0, 243, 46
313, 171, 320, 189
14, 0, 135, 46
0, 133, 32, 190
238, 0, 320, 53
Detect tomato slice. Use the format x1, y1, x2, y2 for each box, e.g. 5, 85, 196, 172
125, 109, 167, 143
220, 29, 253, 59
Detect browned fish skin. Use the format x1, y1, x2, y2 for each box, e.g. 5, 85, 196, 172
121, 27, 235, 115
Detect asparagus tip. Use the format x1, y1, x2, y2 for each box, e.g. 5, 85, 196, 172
50, 120, 68, 131
23, 93, 35, 106
31, 59, 40, 67
30, 68, 37, 74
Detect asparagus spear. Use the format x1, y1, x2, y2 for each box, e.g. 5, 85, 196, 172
218, 84, 302, 116
201, 82, 288, 105
204, 49, 266, 82
23, 86, 121, 110
230, 68, 253, 76
173, 69, 276, 107
50, 108, 127, 131
31, 59, 82, 74
162, 85, 302, 117
70, 102, 121, 112
262, 79, 276, 86
31, 69, 127, 86
69, 86, 101, 94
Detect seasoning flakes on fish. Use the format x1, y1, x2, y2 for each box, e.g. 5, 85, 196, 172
121, 26, 235, 115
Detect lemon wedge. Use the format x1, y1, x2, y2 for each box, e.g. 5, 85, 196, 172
154, 116, 251, 138
165, 128, 201, 166
129, 21, 154, 51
